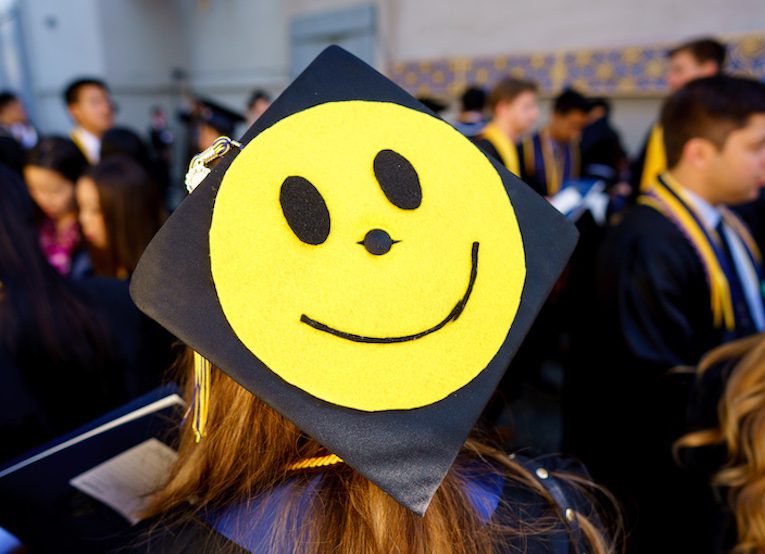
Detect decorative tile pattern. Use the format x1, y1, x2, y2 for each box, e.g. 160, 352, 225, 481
389, 33, 765, 99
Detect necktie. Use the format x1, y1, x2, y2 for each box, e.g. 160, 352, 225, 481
716, 220, 754, 334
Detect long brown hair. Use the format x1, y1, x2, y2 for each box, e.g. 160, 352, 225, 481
86, 156, 163, 277
144, 351, 620, 553
676, 333, 765, 554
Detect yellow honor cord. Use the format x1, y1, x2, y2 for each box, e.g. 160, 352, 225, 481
639, 125, 667, 192
479, 123, 520, 175
640, 175, 735, 331
540, 129, 561, 196
287, 454, 344, 471
192, 351, 212, 442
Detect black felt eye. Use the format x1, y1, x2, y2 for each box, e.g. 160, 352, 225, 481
280, 176, 330, 245
373, 149, 422, 210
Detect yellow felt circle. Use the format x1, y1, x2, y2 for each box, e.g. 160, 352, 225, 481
209, 101, 526, 411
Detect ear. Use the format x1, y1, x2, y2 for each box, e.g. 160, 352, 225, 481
682, 137, 718, 170
492, 99, 507, 118
700, 60, 720, 77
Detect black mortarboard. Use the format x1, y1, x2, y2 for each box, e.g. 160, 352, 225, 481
197, 98, 245, 137
130, 46, 577, 515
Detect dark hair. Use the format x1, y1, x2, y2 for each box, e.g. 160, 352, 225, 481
85, 156, 163, 276
661, 75, 765, 168
63, 77, 109, 106
0, 90, 18, 112
460, 86, 486, 113
668, 37, 726, 69
26, 136, 89, 183
101, 127, 153, 172
247, 89, 271, 110
487, 77, 538, 112
553, 88, 590, 115
589, 97, 611, 116
0, 166, 115, 439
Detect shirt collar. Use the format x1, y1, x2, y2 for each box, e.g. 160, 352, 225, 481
664, 172, 722, 229
71, 127, 101, 164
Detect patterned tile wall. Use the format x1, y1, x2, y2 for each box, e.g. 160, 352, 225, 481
389, 33, 765, 100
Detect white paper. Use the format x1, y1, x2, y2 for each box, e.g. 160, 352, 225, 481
548, 187, 583, 215
69, 438, 178, 524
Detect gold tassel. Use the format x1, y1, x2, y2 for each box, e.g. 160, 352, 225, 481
192, 351, 212, 442
287, 454, 344, 471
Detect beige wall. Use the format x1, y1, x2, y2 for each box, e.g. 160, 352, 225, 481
390, 0, 765, 60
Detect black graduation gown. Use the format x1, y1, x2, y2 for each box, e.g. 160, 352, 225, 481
563, 204, 743, 553
0, 277, 175, 465
580, 116, 626, 186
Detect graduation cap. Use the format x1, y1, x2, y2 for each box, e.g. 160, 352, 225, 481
130, 46, 577, 515
196, 98, 245, 137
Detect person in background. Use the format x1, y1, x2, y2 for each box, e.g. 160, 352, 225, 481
245, 89, 270, 127
473, 77, 539, 175
0, 165, 171, 464
64, 77, 115, 164
0, 91, 37, 149
518, 88, 589, 196
76, 156, 164, 279
0, 92, 25, 175
676, 333, 765, 554
148, 105, 174, 200
24, 137, 89, 277
196, 99, 245, 151
101, 127, 154, 171
567, 75, 765, 553
452, 85, 487, 137
631, 37, 726, 195
580, 97, 627, 187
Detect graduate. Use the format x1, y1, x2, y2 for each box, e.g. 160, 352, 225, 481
580, 97, 627, 186
118, 46, 618, 553
566, 75, 765, 553
630, 37, 726, 195
195, 98, 245, 151
452, 85, 487, 137
473, 77, 538, 175
518, 88, 589, 197
64, 77, 115, 165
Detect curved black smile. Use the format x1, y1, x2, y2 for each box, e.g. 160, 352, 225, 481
300, 242, 479, 343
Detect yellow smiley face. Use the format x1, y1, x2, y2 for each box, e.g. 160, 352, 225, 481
209, 101, 526, 411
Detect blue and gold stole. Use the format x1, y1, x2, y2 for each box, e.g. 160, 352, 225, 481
639, 173, 763, 334
521, 129, 580, 196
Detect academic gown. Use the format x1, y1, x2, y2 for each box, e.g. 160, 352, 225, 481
0, 277, 176, 465
517, 133, 579, 197
580, 116, 626, 186
563, 204, 746, 553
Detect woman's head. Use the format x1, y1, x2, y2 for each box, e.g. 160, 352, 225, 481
24, 137, 88, 221
677, 333, 765, 553
141, 354, 617, 554
0, 164, 106, 369
76, 156, 163, 277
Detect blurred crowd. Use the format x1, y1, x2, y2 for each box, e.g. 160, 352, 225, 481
1, 34, 765, 553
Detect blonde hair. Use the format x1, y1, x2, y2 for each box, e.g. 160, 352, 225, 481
676, 333, 765, 553
144, 350, 620, 553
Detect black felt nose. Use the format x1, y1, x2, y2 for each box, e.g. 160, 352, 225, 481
360, 229, 395, 255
